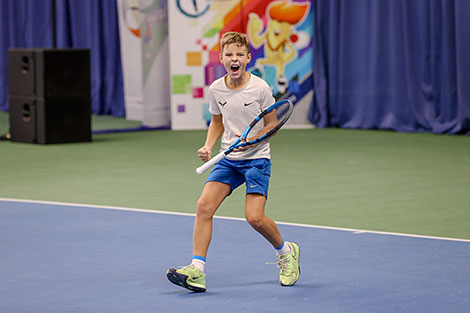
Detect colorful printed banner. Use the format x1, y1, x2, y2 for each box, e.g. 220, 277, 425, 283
169, 0, 314, 130
117, 0, 170, 127
117, 0, 144, 121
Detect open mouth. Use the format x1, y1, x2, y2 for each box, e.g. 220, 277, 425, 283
230, 64, 240, 73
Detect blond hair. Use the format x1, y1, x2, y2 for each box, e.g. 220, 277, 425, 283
220, 32, 250, 53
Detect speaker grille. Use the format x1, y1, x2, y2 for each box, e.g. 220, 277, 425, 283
39, 49, 91, 99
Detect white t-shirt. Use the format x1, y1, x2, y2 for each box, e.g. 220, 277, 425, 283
208, 73, 275, 160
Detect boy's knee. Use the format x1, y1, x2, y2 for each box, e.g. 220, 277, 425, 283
246, 213, 264, 230
196, 198, 215, 219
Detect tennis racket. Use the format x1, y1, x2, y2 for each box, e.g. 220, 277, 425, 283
196, 99, 294, 175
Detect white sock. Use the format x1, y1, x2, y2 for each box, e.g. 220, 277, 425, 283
191, 257, 206, 273
275, 241, 291, 256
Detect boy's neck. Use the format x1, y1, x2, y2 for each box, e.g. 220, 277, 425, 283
225, 72, 250, 90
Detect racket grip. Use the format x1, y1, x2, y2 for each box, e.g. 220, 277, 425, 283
196, 151, 226, 175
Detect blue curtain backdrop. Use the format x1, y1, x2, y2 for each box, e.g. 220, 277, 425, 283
309, 0, 470, 134
0, 0, 125, 116
0, 0, 53, 111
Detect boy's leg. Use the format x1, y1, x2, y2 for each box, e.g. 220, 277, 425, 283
193, 181, 231, 258
245, 194, 300, 286
244, 194, 283, 248
166, 181, 231, 292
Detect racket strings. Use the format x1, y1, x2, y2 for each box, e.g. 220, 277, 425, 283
266, 100, 294, 136
244, 100, 293, 143
246, 119, 265, 141
275, 101, 293, 123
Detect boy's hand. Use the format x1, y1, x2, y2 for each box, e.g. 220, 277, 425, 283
233, 134, 256, 152
198, 146, 212, 162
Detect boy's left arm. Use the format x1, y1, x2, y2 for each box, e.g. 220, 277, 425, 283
234, 111, 277, 152
250, 111, 277, 141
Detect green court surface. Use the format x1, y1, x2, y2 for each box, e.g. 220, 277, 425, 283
0, 110, 142, 134
0, 126, 469, 240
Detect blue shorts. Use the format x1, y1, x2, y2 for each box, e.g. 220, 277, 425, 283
206, 158, 271, 197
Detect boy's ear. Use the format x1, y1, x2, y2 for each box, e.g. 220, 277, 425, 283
247, 52, 252, 63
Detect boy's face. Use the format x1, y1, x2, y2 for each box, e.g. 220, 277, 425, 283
220, 43, 251, 81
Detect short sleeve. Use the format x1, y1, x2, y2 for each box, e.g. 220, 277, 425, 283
208, 88, 221, 115
260, 82, 275, 110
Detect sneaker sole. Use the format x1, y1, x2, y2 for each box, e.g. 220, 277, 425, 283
166, 268, 206, 293
281, 242, 301, 287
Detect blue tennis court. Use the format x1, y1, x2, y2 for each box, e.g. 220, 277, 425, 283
0, 199, 469, 313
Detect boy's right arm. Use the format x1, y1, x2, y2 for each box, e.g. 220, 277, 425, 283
198, 114, 224, 162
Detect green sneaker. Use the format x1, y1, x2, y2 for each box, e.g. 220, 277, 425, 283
166, 264, 206, 292
277, 241, 300, 286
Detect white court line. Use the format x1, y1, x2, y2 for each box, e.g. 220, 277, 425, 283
1, 197, 469, 243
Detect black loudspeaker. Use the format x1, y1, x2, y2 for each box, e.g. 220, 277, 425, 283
8, 49, 91, 144
8, 97, 37, 143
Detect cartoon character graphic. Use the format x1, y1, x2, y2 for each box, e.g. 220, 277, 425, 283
247, 0, 310, 94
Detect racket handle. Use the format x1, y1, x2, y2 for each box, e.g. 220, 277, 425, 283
196, 151, 226, 175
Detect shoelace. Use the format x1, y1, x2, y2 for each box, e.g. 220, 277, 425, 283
277, 255, 291, 273
177, 264, 195, 271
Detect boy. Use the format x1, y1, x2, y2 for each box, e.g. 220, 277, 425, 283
166, 32, 299, 292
